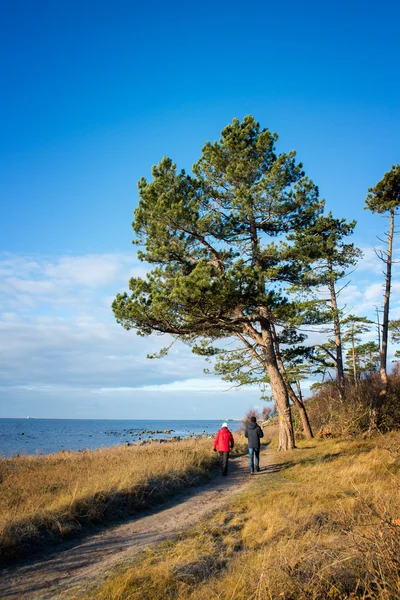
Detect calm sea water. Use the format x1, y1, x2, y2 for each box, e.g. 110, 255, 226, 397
0, 419, 243, 458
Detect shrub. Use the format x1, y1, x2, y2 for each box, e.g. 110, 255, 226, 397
304, 369, 400, 437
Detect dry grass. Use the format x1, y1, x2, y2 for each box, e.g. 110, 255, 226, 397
90, 432, 400, 600
302, 370, 400, 438
0, 438, 236, 561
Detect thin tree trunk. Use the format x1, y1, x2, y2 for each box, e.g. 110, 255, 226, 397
296, 402, 313, 439
270, 324, 314, 439
376, 306, 381, 351
295, 379, 303, 402
351, 326, 357, 388
280, 370, 313, 439
370, 210, 394, 431
327, 259, 345, 400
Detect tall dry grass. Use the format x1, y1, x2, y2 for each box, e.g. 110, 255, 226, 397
91, 432, 400, 599
0, 438, 226, 561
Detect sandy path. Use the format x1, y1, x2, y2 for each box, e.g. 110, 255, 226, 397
0, 450, 272, 600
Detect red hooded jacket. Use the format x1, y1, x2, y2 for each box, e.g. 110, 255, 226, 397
213, 427, 234, 452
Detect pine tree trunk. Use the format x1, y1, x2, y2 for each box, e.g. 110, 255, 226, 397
284, 381, 313, 438
262, 327, 296, 450
297, 402, 314, 439
351, 330, 358, 388
269, 372, 296, 450
376, 307, 381, 351
277, 362, 313, 438
370, 210, 394, 432
270, 323, 314, 438
284, 377, 313, 439
327, 259, 345, 400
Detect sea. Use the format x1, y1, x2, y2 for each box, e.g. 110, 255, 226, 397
0, 419, 243, 458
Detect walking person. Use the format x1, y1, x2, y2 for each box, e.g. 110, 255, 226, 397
245, 416, 264, 474
213, 422, 235, 476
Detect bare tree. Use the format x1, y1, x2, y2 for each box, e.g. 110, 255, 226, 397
365, 165, 400, 431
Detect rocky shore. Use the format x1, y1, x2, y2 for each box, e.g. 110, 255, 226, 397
103, 427, 213, 446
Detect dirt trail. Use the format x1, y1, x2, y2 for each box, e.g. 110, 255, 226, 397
0, 450, 273, 600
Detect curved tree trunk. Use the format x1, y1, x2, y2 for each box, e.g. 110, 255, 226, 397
239, 315, 296, 450
269, 366, 295, 451
270, 324, 314, 439
284, 377, 314, 438
283, 376, 313, 439
262, 326, 296, 450
294, 397, 313, 439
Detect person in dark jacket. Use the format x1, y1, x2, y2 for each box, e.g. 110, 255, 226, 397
244, 416, 264, 474
213, 422, 235, 476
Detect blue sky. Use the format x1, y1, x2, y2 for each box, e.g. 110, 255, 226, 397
0, 0, 399, 418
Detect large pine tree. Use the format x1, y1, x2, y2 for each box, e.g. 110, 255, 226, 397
113, 116, 324, 450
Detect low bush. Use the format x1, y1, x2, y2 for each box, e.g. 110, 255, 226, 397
302, 368, 400, 438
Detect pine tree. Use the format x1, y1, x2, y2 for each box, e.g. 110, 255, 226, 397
345, 341, 380, 380
113, 116, 323, 450
365, 165, 400, 431
342, 315, 374, 387
290, 214, 361, 399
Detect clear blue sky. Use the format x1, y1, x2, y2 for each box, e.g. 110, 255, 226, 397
0, 0, 399, 418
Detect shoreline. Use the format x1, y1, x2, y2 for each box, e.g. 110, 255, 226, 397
0, 419, 243, 459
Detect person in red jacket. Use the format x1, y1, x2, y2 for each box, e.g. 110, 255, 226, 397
213, 422, 235, 476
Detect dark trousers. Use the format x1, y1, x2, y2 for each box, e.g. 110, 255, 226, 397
219, 451, 230, 476
249, 447, 260, 472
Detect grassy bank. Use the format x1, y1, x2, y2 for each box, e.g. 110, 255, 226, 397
0, 437, 245, 562
90, 432, 400, 600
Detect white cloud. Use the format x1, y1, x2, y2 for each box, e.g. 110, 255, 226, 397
336, 284, 363, 312
363, 282, 383, 303
43, 255, 128, 287
0, 252, 227, 418
350, 280, 400, 318
356, 246, 400, 275
1, 384, 78, 393
92, 377, 256, 394
356, 247, 384, 275
0, 252, 147, 312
